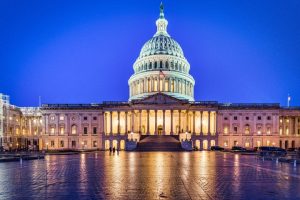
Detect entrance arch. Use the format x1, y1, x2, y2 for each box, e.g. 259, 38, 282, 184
113, 140, 118, 149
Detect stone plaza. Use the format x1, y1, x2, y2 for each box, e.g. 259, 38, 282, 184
0, 152, 299, 200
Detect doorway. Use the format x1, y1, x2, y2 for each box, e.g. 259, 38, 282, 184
157, 125, 163, 135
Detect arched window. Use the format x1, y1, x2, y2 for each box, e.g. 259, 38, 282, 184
154, 61, 157, 69
245, 124, 250, 134
71, 125, 77, 135
171, 61, 174, 69
165, 61, 169, 69
149, 62, 152, 69
160, 61, 163, 68
175, 62, 178, 70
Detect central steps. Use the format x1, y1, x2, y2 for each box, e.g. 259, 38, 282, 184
136, 135, 183, 151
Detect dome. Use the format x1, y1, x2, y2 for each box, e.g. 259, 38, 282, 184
128, 3, 195, 102
139, 35, 185, 59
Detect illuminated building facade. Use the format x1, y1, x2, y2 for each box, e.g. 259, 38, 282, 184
1, 4, 300, 151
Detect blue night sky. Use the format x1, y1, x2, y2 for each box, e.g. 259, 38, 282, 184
1, 0, 300, 107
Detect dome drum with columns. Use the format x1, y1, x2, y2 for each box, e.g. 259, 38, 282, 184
128, 3, 195, 102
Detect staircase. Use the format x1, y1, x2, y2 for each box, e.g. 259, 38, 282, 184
136, 135, 183, 151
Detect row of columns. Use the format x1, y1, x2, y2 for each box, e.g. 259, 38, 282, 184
130, 76, 193, 97
106, 110, 215, 135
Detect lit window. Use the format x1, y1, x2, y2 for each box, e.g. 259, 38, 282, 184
280, 128, 283, 135
59, 115, 64, 121
223, 126, 228, 134
257, 127, 261, 135
286, 119, 289, 123
286, 127, 289, 135
71, 125, 77, 134
267, 127, 271, 134
245, 124, 250, 134
50, 127, 55, 135
60, 127, 64, 135
50, 116, 55, 121
257, 141, 261, 147
224, 141, 228, 147
245, 142, 250, 147
93, 141, 97, 147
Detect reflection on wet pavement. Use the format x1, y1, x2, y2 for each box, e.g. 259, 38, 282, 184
0, 152, 299, 200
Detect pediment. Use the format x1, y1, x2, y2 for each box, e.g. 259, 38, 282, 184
134, 93, 188, 104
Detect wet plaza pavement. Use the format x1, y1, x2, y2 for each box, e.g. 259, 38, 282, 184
0, 152, 299, 200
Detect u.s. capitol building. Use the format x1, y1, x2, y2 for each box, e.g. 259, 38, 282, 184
1, 4, 299, 151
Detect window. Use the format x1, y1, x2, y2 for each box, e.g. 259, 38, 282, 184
245, 124, 250, 134
257, 127, 261, 134
72, 141, 76, 148
60, 140, 64, 147
223, 126, 228, 134
267, 116, 271, 120
234, 141, 238, 146
234, 116, 237, 120
267, 127, 271, 134
93, 127, 97, 134
50, 141, 55, 147
246, 117, 249, 120
286, 119, 289, 123
50, 116, 55, 121
50, 127, 55, 135
298, 129, 300, 135
84, 127, 88, 135
224, 141, 228, 147
71, 125, 77, 134
224, 117, 228, 120
59, 115, 64, 121
280, 127, 282, 135
93, 117, 97, 120
257, 116, 261, 120
83, 116, 88, 120
60, 127, 64, 135
93, 141, 97, 147
234, 126, 238, 133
